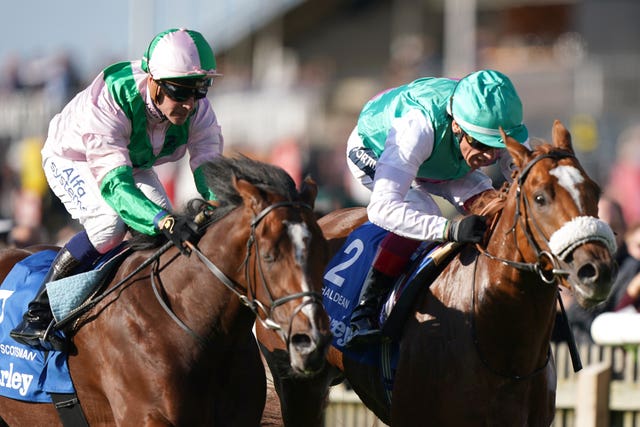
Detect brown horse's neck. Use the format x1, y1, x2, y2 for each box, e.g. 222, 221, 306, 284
472, 200, 558, 375
161, 208, 255, 343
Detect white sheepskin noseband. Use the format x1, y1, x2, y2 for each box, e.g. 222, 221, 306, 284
548, 216, 617, 260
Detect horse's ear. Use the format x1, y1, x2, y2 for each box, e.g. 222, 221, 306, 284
501, 127, 531, 168
233, 175, 265, 213
551, 120, 575, 153
300, 176, 318, 209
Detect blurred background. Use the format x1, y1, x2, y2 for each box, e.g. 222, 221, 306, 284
2, 0, 640, 246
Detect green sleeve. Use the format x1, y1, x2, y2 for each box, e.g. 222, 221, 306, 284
193, 165, 217, 201
100, 166, 166, 235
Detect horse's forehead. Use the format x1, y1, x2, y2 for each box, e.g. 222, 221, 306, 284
268, 221, 312, 293
287, 222, 311, 248
262, 212, 310, 246
549, 164, 587, 212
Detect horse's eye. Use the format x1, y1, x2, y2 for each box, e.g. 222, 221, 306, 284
534, 193, 546, 205
262, 252, 276, 263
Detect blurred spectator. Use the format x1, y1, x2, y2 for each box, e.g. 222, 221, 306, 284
306, 145, 359, 216
614, 271, 640, 312
0, 53, 24, 92
43, 51, 83, 110
598, 196, 628, 264
606, 124, 640, 226
607, 223, 640, 309
5, 136, 50, 247
8, 224, 47, 248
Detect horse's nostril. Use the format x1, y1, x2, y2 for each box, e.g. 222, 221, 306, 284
577, 262, 597, 281
290, 333, 312, 350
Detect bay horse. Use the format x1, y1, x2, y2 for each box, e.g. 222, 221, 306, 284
257, 120, 618, 426
0, 156, 330, 426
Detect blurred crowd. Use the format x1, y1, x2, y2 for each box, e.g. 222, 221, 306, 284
0, 50, 85, 247
1, 50, 83, 111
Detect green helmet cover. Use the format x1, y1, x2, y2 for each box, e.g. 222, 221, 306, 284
449, 69, 528, 148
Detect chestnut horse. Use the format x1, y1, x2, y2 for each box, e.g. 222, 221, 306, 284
257, 121, 617, 426
0, 156, 330, 426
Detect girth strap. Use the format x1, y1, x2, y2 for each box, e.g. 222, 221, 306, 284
50, 392, 89, 427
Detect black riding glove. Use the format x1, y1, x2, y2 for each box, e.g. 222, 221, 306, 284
159, 215, 200, 255
445, 215, 487, 244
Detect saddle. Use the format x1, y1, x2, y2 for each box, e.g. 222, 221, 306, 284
380, 240, 460, 338
47, 244, 132, 329
322, 222, 461, 355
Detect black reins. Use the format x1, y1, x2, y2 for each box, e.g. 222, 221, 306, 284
476, 152, 574, 283
185, 201, 323, 346
54, 201, 323, 349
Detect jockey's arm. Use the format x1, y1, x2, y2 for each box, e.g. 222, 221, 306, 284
99, 165, 167, 235
366, 112, 451, 242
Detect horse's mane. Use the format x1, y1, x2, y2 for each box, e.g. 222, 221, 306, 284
200, 155, 299, 207
128, 156, 300, 250
466, 186, 508, 219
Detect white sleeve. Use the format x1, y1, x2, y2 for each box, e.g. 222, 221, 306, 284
187, 100, 224, 171
366, 110, 449, 241
417, 169, 494, 213
368, 167, 449, 241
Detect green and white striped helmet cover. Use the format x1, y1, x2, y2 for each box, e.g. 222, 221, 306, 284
142, 28, 222, 80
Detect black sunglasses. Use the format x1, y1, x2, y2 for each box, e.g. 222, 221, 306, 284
156, 79, 211, 102
456, 131, 493, 152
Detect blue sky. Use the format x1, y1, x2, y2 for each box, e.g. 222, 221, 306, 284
1, 1, 132, 78
0, 0, 302, 81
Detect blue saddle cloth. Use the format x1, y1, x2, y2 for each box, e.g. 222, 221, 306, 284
322, 221, 447, 397
322, 222, 389, 363
0, 250, 74, 402
0, 245, 127, 403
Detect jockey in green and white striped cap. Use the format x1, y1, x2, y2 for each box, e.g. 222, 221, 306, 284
448, 69, 528, 148
142, 28, 223, 81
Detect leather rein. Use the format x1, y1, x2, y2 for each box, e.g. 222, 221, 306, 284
476, 151, 574, 284
153, 201, 323, 347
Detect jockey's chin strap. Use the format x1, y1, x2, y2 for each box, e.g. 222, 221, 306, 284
186, 201, 323, 347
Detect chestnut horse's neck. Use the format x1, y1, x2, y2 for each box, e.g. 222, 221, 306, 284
149, 207, 256, 345
467, 153, 577, 378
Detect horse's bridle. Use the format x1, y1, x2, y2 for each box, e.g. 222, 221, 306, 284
476, 152, 575, 284
184, 201, 323, 346
53, 201, 323, 347
469, 150, 615, 380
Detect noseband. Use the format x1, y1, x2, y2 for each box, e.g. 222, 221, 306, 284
187, 201, 323, 346
477, 151, 614, 285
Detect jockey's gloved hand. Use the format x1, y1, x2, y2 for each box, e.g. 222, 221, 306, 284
445, 215, 487, 244
159, 214, 200, 255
